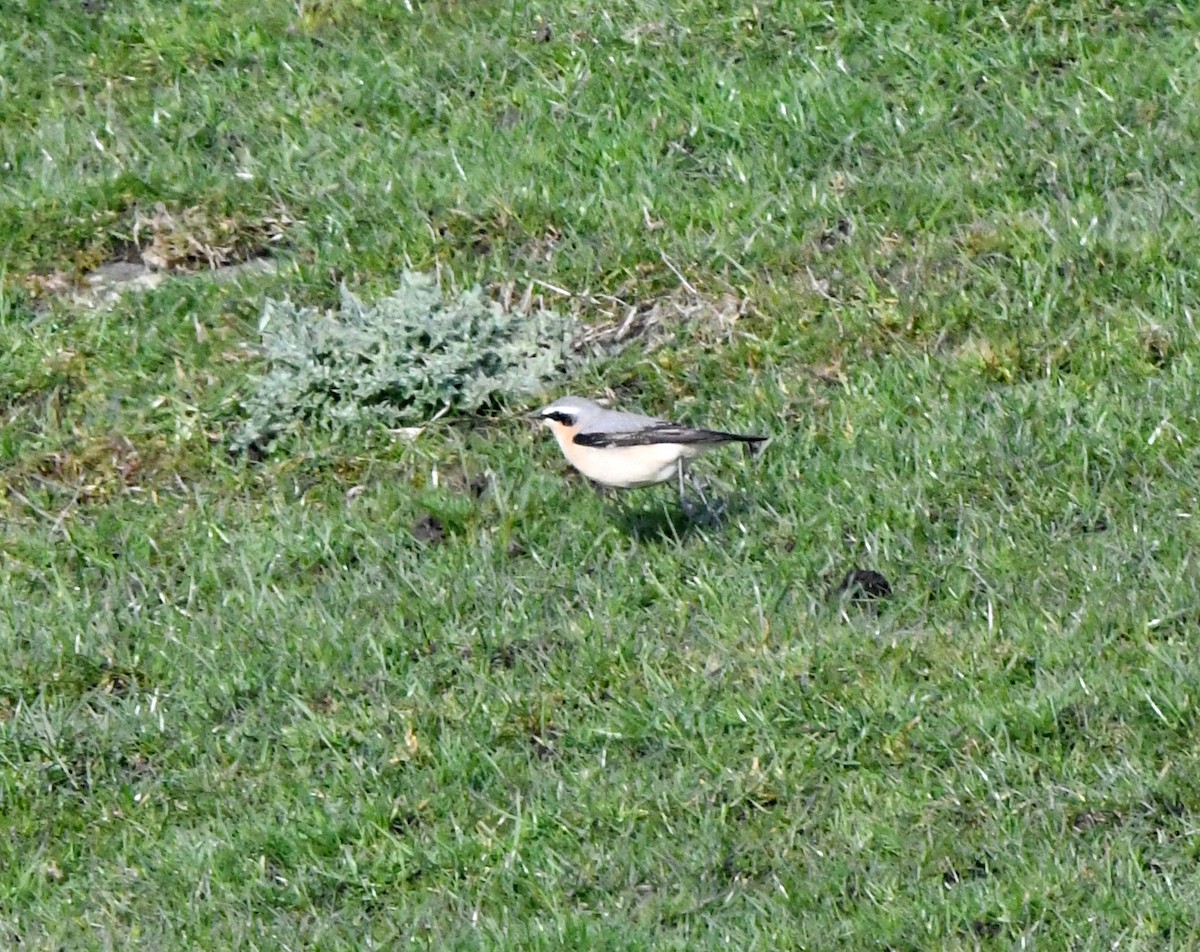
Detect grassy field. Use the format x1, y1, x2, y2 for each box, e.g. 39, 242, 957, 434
4, 0, 1200, 947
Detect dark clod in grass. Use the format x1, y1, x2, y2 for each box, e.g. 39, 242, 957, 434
389, 806, 425, 835
489, 643, 519, 670
234, 436, 271, 465
99, 664, 136, 697
532, 19, 552, 43
835, 568, 893, 602
506, 539, 526, 558
530, 727, 560, 760
943, 858, 989, 887
467, 474, 489, 498
412, 513, 446, 546
1074, 514, 1108, 534
972, 920, 1002, 939
818, 218, 855, 251
1140, 326, 1173, 367
1070, 809, 1121, 832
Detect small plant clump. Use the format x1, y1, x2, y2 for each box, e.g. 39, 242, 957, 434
234, 272, 577, 451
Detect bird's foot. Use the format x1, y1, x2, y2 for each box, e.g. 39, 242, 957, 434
679, 476, 727, 523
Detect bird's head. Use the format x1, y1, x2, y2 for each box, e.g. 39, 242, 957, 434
530, 396, 599, 433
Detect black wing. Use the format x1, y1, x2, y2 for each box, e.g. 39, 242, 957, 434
573, 423, 764, 448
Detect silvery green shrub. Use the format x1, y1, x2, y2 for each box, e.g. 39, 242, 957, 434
233, 272, 576, 451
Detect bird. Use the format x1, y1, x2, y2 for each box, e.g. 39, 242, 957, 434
531, 395, 766, 511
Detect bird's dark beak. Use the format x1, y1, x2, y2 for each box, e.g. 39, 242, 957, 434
526, 410, 545, 422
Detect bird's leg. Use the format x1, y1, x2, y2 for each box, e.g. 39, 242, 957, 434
676, 460, 711, 520
676, 461, 722, 522
676, 460, 698, 519
690, 473, 712, 513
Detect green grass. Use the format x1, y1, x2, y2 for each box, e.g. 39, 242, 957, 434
4, 0, 1200, 947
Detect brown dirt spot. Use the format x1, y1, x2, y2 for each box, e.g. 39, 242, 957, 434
129, 202, 290, 273
517, 224, 563, 265
36, 435, 146, 497
1070, 808, 1121, 832
577, 286, 753, 350
2, 434, 167, 529
19, 204, 292, 313
21, 269, 76, 300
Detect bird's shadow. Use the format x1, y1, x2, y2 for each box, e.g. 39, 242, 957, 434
609, 491, 755, 542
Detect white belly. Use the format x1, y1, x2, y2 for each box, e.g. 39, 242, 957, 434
568, 439, 696, 487
565, 441, 705, 488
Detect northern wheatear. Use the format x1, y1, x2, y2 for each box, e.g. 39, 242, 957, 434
532, 396, 766, 508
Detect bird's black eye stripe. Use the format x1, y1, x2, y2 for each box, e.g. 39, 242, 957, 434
543, 411, 575, 425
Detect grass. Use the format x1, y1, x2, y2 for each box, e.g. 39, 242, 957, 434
3, 0, 1200, 947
